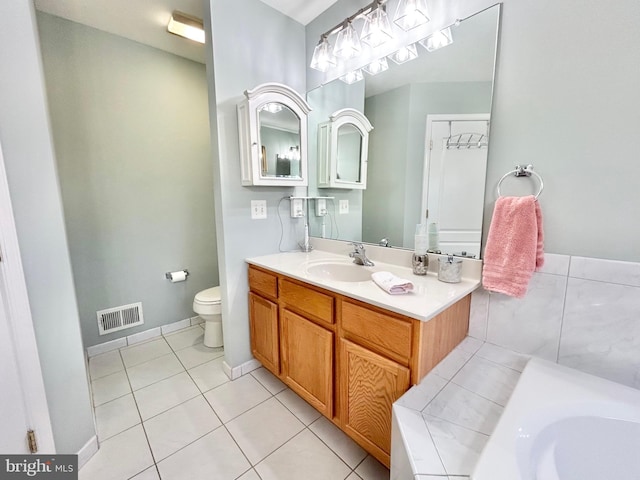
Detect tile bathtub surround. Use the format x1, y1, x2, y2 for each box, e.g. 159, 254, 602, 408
392, 339, 528, 478
470, 254, 640, 389
83, 325, 390, 480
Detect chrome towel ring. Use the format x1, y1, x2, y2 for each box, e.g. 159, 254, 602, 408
496, 164, 544, 199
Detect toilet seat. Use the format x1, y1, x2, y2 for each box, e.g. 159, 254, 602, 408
194, 286, 221, 305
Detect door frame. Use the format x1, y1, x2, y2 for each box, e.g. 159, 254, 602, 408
421, 113, 491, 226
0, 140, 55, 452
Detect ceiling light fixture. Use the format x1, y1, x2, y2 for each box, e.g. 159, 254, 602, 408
167, 11, 205, 44
393, 0, 430, 31
419, 27, 453, 52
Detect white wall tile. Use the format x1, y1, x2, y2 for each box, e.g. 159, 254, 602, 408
486, 272, 566, 360
468, 289, 489, 340
558, 278, 640, 388
569, 256, 640, 287
536, 253, 570, 276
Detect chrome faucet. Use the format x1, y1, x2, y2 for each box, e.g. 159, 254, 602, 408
349, 242, 374, 266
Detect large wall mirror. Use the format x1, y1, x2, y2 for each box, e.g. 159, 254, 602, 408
307, 5, 500, 258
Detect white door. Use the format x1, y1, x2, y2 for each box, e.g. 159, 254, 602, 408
0, 141, 55, 453
422, 114, 490, 258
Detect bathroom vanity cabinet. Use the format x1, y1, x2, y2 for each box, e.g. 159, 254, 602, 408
248, 265, 471, 467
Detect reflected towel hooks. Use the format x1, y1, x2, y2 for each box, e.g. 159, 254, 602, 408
497, 164, 544, 199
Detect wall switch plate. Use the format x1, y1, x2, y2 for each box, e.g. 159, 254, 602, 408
290, 198, 304, 218
315, 198, 327, 216
251, 200, 267, 219
339, 199, 349, 214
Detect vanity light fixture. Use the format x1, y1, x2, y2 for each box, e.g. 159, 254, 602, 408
310, 36, 337, 72
167, 11, 205, 44
388, 43, 418, 64
393, 0, 430, 31
419, 27, 453, 52
361, 1, 393, 48
334, 21, 362, 59
363, 57, 389, 75
339, 69, 364, 84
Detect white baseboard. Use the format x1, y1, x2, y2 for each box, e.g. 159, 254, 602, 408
87, 317, 194, 357
223, 358, 262, 380
77, 435, 99, 469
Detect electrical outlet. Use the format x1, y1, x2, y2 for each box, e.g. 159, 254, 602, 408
290, 198, 304, 218
250, 200, 267, 219
339, 199, 349, 214
315, 198, 327, 216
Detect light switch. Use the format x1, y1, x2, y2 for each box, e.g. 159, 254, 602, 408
251, 200, 267, 219
339, 199, 349, 214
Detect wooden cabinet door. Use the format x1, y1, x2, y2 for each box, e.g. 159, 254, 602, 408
281, 309, 333, 417
339, 338, 410, 467
249, 292, 279, 375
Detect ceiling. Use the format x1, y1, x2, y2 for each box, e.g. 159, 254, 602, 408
34, 0, 335, 64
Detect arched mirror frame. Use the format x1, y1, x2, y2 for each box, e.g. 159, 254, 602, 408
317, 108, 373, 190
237, 82, 311, 186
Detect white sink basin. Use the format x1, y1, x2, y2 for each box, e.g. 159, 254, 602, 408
305, 261, 375, 283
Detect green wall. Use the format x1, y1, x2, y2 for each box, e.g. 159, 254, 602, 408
37, 13, 218, 347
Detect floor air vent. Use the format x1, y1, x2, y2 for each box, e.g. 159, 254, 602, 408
97, 302, 144, 335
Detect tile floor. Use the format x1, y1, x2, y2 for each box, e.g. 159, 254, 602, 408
82, 324, 390, 480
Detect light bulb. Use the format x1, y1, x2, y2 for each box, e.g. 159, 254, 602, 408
334, 21, 362, 60
361, 6, 393, 48
363, 57, 389, 76
419, 27, 454, 52
388, 43, 418, 64
310, 37, 336, 72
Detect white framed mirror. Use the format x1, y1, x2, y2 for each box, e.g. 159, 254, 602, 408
317, 108, 373, 189
237, 83, 311, 186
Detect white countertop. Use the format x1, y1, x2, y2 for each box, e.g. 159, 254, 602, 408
246, 248, 480, 322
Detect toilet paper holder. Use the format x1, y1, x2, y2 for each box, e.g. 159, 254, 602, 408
165, 269, 189, 281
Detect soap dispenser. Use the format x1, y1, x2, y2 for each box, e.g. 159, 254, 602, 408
412, 224, 428, 275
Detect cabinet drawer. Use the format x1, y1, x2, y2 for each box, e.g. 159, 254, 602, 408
280, 279, 334, 326
249, 266, 278, 300
340, 300, 412, 365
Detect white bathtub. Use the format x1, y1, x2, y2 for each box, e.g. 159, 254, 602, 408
472, 357, 640, 480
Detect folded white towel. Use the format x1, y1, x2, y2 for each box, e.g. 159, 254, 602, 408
371, 271, 414, 295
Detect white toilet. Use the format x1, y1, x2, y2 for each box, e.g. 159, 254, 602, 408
193, 286, 223, 348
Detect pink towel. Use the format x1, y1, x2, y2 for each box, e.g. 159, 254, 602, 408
482, 195, 544, 298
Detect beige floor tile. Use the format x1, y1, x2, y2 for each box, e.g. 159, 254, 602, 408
94, 393, 140, 441
88, 350, 124, 380
121, 338, 173, 368
355, 455, 390, 480
276, 388, 322, 425
164, 325, 205, 351
309, 416, 367, 468
236, 469, 261, 480
134, 371, 200, 420
79, 425, 153, 480
226, 397, 305, 465
204, 374, 271, 423
157, 427, 250, 480
127, 353, 184, 391
144, 396, 222, 461
91, 370, 131, 407
255, 429, 351, 480
250, 367, 287, 394
188, 356, 229, 392
175, 343, 224, 369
